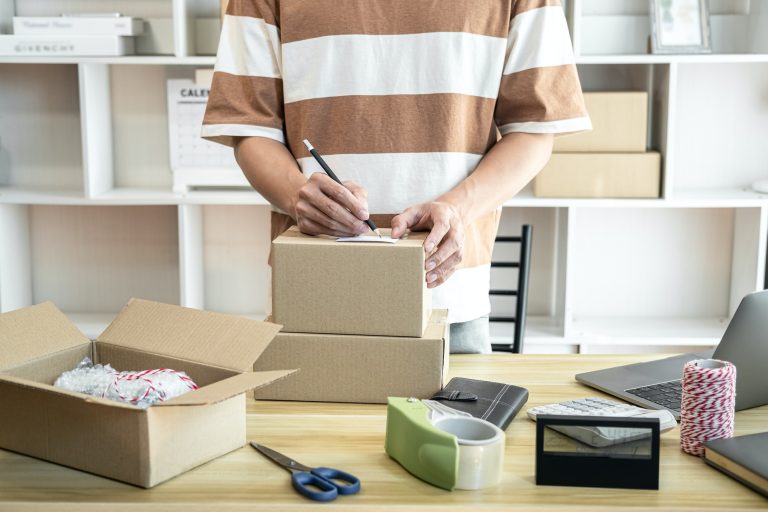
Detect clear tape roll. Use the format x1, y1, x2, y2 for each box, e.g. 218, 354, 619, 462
431, 416, 505, 490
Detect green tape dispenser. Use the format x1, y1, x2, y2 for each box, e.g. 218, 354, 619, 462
385, 397, 505, 491
385, 397, 459, 490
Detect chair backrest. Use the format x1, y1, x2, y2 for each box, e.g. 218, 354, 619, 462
490, 224, 533, 354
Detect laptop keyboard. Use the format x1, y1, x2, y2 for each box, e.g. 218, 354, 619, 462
625, 379, 682, 412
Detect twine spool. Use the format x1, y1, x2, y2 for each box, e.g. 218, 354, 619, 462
679, 359, 736, 456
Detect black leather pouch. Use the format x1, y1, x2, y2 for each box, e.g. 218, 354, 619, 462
431, 377, 529, 430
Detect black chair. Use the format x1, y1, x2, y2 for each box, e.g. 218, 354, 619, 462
490, 225, 533, 354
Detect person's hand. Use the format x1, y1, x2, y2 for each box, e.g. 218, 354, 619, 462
391, 202, 465, 288
292, 173, 371, 237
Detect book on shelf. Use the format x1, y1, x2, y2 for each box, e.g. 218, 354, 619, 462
0, 35, 135, 56
704, 432, 768, 498
13, 16, 144, 36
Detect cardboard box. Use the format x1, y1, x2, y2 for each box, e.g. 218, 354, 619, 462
0, 299, 294, 488
272, 227, 431, 337
221, 0, 229, 20
554, 92, 648, 152
254, 310, 449, 404
533, 152, 661, 198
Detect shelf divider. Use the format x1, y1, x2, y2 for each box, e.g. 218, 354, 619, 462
173, 0, 197, 57
0, 204, 32, 312
78, 63, 114, 198
178, 204, 205, 309
661, 62, 678, 199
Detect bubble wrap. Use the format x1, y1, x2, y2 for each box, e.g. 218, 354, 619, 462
54, 358, 198, 409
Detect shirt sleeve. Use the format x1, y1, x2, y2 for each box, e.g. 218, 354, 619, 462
201, 0, 285, 147
495, 0, 591, 136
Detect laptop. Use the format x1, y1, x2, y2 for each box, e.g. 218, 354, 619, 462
576, 290, 768, 420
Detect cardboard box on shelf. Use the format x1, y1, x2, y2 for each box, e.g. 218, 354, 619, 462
554, 92, 648, 152
0, 299, 294, 488
272, 227, 431, 337
221, 0, 229, 20
254, 310, 449, 404
533, 152, 661, 199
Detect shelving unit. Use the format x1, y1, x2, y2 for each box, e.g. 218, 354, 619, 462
1, 0, 766, 353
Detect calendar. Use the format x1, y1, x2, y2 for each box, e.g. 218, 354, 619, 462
166, 79, 250, 192
167, 79, 238, 170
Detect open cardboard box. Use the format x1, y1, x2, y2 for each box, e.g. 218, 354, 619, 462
0, 299, 294, 488
255, 310, 449, 404
272, 227, 431, 337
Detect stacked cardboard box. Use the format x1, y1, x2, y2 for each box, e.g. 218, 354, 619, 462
254, 226, 448, 404
534, 92, 661, 198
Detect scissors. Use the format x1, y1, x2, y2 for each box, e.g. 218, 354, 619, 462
250, 442, 361, 502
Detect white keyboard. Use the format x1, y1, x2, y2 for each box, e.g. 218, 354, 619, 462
527, 397, 677, 448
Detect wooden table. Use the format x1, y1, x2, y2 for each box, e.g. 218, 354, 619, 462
0, 354, 765, 511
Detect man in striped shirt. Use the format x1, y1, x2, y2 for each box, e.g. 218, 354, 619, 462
202, 0, 590, 353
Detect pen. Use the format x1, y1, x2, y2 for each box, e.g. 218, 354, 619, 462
303, 139, 381, 237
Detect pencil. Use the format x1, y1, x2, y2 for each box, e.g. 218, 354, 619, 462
303, 139, 381, 237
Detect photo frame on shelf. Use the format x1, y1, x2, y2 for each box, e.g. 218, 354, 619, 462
650, 0, 712, 54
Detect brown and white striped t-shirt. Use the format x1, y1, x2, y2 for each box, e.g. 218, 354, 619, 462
202, 0, 590, 324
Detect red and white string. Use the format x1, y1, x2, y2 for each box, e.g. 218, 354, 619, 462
103, 368, 199, 405
679, 359, 736, 456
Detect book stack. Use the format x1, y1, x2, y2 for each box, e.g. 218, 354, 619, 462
0, 14, 142, 56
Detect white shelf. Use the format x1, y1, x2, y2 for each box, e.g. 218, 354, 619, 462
671, 187, 768, 206
3, 185, 765, 209
0, 56, 216, 66
0, 186, 269, 206
568, 316, 727, 346
505, 187, 768, 209
577, 54, 768, 65
100, 188, 270, 206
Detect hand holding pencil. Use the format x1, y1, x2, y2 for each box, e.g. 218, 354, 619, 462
289, 140, 373, 237
302, 139, 381, 237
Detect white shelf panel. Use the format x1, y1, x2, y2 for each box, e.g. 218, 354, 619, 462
0, 56, 216, 66
5, 55, 766, 68
577, 54, 768, 65
0, 187, 86, 204
672, 187, 768, 206
4, 186, 765, 208
0, 187, 270, 206
505, 188, 768, 208
568, 316, 727, 346
99, 188, 270, 206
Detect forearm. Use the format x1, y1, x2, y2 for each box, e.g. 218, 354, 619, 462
438, 132, 554, 223
234, 136, 306, 217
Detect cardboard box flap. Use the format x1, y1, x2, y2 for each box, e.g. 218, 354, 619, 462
97, 299, 282, 372
156, 369, 297, 406
0, 374, 139, 410
0, 302, 90, 371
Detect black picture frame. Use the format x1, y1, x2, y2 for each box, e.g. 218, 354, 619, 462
536, 415, 661, 490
